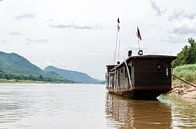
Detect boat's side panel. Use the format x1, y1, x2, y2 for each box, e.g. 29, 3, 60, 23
117, 66, 129, 89
133, 59, 172, 91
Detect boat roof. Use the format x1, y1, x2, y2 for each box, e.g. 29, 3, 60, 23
109, 55, 177, 71
126, 55, 176, 61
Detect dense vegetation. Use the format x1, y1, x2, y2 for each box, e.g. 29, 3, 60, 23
173, 38, 196, 67
173, 38, 196, 83
173, 64, 196, 83
0, 72, 72, 83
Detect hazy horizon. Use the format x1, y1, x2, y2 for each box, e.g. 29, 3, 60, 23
0, 0, 196, 80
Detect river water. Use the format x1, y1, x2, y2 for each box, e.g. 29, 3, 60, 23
0, 84, 195, 129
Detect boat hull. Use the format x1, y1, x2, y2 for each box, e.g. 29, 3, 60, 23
107, 86, 170, 99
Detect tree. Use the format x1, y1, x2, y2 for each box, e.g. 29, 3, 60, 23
173, 38, 196, 67
39, 75, 44, 81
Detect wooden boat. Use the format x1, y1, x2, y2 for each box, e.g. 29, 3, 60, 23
106, 52, 176, 99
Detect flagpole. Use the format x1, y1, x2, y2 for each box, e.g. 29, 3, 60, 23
136, 26, 142, 54
138, 38, 140, 51
118, 33, 120, 61
114, 17, 120, 64
114, 30, 119, 63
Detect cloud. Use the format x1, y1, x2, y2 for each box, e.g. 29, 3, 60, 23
49, 24, 102, 30
168, 9, 184, 21
48, 19, 54, 21
150, 0, 166, 16
0, 40, 6, 43
26, 38, 48, 43
9, 32, 23, 36
184, 13, 196, 20
168, 9, 196, 22
15, 14, 35, 20
168, 10, 196, 34
171, 19, 196, 35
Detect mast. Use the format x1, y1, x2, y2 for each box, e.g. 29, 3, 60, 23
114, 17, 120, 64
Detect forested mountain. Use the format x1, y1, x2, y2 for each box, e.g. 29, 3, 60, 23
0, 52, 71, 83
44, 66, 101, 84
0, 52, 41, 74
0, 51, 101, 83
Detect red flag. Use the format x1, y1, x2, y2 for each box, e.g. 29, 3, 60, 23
136, 27, 142, 40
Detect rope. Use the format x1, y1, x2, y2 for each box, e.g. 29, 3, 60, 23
173, 74, 196, 88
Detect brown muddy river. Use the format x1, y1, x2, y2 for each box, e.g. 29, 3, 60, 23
0, 84, 195, 129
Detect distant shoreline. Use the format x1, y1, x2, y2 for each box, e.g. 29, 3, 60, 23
0, 79, 104, 85
0, 79, 68, 84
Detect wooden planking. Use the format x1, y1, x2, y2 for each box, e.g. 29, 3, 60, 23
133, 59, 171, 87
118, 67, 129, 88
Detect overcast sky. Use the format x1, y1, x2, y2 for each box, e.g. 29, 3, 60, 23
0, 0, 196, 80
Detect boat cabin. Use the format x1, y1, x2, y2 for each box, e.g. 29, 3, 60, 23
106, 55, 176, 98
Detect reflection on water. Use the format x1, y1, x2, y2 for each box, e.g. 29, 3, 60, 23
105, 93, 172, 129
105, 93, 196, 129
159, 96, 196, 129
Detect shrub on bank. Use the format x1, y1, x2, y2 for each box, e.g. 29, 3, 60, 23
173, 64, 196, 83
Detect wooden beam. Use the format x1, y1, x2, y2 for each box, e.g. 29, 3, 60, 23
173, 74, 196, 88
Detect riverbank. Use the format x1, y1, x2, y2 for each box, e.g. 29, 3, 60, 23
171, 64, 196, 99
171, 79, 196, 99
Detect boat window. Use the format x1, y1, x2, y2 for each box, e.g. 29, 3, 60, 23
130, 62, 134, 66
156, 64, 162, 72
121, 68, 123, 73
128, 65, 132, 73
166, 64, 169, 77
125, 68, 127, 78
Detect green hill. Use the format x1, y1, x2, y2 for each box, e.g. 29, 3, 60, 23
44, 66, 101, 84
0, 52, 41, 74
0, 52, 72, 83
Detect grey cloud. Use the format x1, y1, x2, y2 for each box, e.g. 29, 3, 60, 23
150, 0, 166, 16
169, 10, 196, 22
0, 40, 6, 43
48, 19, 54, 21
26, 38, 48, 43
9, 32, 23, 36
172, 27, 196, 35
168, 10, 184, 21
184, 13, 196, 20
49, 24, 102, 30
170, 11, 196, 35
15, 14, 35, 20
